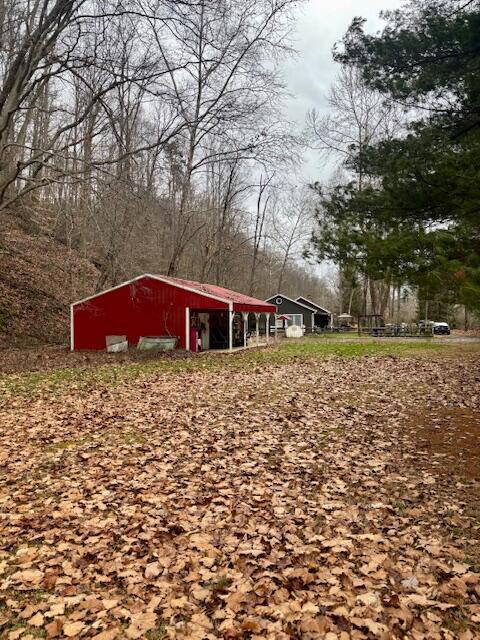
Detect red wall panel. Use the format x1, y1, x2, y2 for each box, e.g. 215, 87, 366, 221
72, 276, 227, 350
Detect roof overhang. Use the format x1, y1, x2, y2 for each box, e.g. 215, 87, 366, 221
233, 302, 276, 313
296, 296, 331, 315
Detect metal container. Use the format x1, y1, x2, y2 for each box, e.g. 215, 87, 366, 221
137, 336, 178, 351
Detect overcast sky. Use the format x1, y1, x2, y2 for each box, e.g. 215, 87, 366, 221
283, 0, 405, 183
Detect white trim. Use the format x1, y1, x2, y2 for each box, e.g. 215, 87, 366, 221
70, 304, 74, 351
242, 312, 249, 348
266, 293, 317, 313
71, 274, 147, 306
265, 313, 270, 344
296, 296, 331, 315
228, 303, 233, 351
72, 273, 231, 307
185, 307, 190, 351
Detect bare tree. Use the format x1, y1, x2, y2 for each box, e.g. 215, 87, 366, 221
0, 0, 335, 311
0, 0, 189, 212
143, 0, 300, 275
269, 187, 313, 292
248, 173, 274, 295
307, 66, 403, 318
307, 66, 402, 189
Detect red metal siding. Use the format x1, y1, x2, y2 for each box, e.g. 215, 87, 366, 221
73, 276, 227, 350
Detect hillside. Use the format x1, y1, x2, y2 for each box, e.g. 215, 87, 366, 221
0, 214, 98, 348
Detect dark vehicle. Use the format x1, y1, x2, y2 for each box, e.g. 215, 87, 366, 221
433, 322, 450, 335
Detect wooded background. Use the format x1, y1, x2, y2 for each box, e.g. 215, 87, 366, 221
0, 0, 478, 345
0, 0, 332, 312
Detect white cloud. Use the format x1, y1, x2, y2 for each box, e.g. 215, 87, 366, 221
283, 0, 405, 182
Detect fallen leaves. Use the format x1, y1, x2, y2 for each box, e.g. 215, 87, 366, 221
63, 621, 85, 637
144, 562, 161, 579
0, 350, 479, 638
10, 569, 44, 586
125, 611, 157, 639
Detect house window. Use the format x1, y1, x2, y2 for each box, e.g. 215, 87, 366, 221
275, 297, 283, 305
288, 314, 303, 327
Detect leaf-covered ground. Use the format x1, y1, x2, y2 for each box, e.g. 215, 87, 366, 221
1, 340, 479, 639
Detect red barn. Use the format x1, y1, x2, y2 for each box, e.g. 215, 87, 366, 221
71, 274, 276, 351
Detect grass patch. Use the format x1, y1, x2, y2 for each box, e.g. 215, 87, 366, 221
146, 622, 167, 639
123, 431, 147, 445
47, 440, 76, 451
207, 575, 232, 591
0, 336, 469, 399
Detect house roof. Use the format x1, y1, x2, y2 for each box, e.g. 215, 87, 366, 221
265, 293, 317, 313
296, 296, 331, 315
73, 274, 276, 312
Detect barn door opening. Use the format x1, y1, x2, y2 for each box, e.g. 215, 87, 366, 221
198, 313, 210, 350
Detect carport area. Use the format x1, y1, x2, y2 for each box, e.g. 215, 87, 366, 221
188, 307, 275, 352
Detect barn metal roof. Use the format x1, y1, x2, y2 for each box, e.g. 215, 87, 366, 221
72, 274, 276, 312
156, 275, 276, 311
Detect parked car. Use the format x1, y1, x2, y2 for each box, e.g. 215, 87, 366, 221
433, 321, 451, 335
418, 320, 435, 334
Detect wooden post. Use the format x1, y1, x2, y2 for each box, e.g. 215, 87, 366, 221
255, 313, 260, 344
265, 313, 270, 344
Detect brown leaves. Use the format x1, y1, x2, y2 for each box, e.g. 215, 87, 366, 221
144, 561, 161, 579
91, 628, 119, 640
125, 611, 157, 639
10, 569, 44, 586
63, 621, 85, 637
28, 612, 44, 627
45, 619, 63, 638
1, 352, 479, 638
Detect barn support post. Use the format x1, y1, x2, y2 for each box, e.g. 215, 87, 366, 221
228, 303, 233, 351
242, 312, 249, 348
255, 313, 260, 344
185, 307, 190, 351
70, 304, 74, 351
265, 313, 270, 344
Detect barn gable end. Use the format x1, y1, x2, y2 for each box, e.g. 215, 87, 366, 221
71, 275, 228, 351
